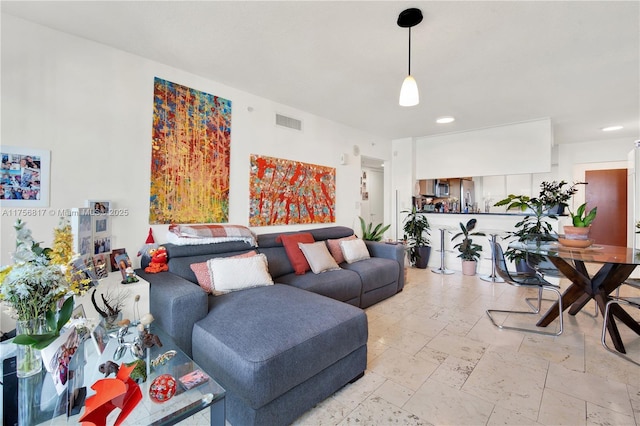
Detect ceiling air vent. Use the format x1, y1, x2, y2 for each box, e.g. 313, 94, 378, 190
275, 113, 302, 131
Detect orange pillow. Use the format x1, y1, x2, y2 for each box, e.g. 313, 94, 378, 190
326, 235, 356, 264
190, 250, 257, 294
277, 233, 315, 275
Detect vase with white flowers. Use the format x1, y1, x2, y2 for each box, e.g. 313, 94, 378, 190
0, 218, 92, 377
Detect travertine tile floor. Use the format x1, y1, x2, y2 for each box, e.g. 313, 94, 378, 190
189, 267, 640, 425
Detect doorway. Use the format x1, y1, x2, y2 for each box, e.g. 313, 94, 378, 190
585, 169, 627, 246
360, 156, 385, 230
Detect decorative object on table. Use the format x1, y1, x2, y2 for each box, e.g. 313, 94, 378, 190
144, 246, 169, 273
137, 227, 158, 272
140, 312, 155, 327
132, 294, 141, 326
452, 219, 486, 276
149, 373, 177, 403
0, 146, 50, 207
113, 326, 133, 361
401, 206, 431, 269
151, 350, 177, 369
179, 369, 209, 390
125, 359, 147, 383
538, 180, 586, 214
359, 216, 391, 242
137, 327, 163, 350
494, 193, 558, 272
79, 362, 142, 426
115, 252, 139, 284
1, 219, 92, 378
562, 202, 598, 244
90, 321, 109, 355
69, 304, 94, 342
40, 327, 79, 394
98, 360, 120, 377
90, 287, 129, 330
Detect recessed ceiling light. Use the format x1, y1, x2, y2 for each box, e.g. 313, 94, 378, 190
601, 125, 624, 132
436, 116, 455, 124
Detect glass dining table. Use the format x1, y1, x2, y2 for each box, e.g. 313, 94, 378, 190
511, 241, 640, 353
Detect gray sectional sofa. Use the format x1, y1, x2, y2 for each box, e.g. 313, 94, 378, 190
137, 226, 404, 425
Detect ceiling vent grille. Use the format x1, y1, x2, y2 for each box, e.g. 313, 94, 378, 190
276, 113, 302, 131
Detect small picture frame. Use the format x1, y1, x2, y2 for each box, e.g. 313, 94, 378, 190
69, 257, 99, 292
92, 253, 109, 279
110, 248, 126, 272
86, 200, 110, 215
41, 327, 79, 395
90, 322, 109, 355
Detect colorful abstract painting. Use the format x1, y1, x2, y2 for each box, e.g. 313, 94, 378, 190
249, 155, 336, 226
150, 78, 231, 224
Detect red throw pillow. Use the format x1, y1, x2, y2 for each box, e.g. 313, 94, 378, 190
326, 235, 356, 264
278, 233, 315, 275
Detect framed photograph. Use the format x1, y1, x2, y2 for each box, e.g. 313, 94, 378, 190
86, 200, 110, 215
115, 252, 138, 283
110, 248, 126, 272
92, 253, 109, 279
90, 322, 109, 355
69, 257, 99, 292
0, 146, 50, 207
41, 327, 79, 395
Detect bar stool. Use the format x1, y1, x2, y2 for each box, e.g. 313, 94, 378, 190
480, 230, 506, 283
431, 226, 454, 275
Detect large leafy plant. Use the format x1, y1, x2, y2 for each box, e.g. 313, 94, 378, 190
401, 206, 431, 265
494, 194, 557, 264
452, 219, 485, 261
358, 216, 390, 241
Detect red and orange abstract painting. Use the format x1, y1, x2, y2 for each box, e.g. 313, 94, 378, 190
249, 155, 336, 226
150, 78, 231, 224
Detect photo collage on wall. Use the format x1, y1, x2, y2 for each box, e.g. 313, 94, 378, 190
0, 146, 50, 207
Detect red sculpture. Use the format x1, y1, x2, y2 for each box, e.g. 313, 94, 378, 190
79, 363, 142, 426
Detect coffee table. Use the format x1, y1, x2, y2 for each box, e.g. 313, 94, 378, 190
1, 322, 225, 425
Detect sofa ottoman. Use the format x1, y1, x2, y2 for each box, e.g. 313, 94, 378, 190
191, 284, 368, 426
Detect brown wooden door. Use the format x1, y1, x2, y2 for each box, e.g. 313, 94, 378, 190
585, 169, 627, 246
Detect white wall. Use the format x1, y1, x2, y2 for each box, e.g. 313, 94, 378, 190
0, 15, 390, 266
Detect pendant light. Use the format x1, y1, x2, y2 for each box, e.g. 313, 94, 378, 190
397, 8, 423, 107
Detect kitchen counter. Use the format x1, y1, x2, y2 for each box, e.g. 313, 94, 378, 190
418, 211, 568, 217
412, 211, 567, 274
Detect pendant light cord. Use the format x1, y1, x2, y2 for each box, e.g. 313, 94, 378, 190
408, 27, 412, 76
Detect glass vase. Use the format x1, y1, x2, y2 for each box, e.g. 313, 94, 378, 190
15, 318, 45, 378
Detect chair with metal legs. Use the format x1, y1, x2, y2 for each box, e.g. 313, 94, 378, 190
486, 242, 564, 336
601, 278, 640, 365
601, 296, 640, 366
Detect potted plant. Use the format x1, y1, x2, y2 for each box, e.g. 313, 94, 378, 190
402, 206, 431, 269
358, 216, 390, 242
494, 193, 558, 272
538, 181, 585, 214
563, 203, 597, 240
452, 219, 485, 276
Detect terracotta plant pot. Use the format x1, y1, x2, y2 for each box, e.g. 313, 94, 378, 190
461, 260, 477, 276
563, 225, 591, 240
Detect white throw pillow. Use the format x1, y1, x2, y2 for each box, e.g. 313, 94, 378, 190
339, 238, 370, 264
208, 253, 273, 292
298, 241, 341, 274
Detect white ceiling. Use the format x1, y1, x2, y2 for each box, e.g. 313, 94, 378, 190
3, 1, 639, 144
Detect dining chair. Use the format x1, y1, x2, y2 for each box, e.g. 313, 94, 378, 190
486, 242, 564, 335
601, 295, 640, 366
